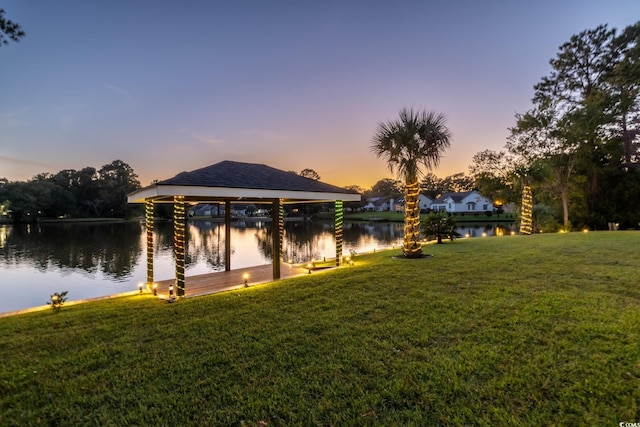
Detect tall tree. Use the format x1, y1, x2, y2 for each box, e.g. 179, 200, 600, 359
532, 23, 640, 225
98, 160, 141, 218
419, 173, 443, 198
469, 149, 519, 206
0, 8, 25, 46
439, 172, 475, 193
371, 108, 451, 258
508, 102, 579, 228
370, 178, 402, 198
607, 22, 640, 170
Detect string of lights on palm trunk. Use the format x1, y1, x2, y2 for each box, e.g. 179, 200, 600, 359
403, 180, 422, 257
520, 184, 533, 235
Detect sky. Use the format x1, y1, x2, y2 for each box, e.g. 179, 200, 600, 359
2, 1, 639, 189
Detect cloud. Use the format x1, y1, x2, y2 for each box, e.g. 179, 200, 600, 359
243, 129, 293, 143
0, 108, 28, 127
0, 155, 52, 169
175, 129, 223, 146
105, 84, 135, 107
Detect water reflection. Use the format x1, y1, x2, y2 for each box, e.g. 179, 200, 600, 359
0, 219, 515, 313
457, 223, 517, 238
0, 220, 517, 279
0, 222, 143, 280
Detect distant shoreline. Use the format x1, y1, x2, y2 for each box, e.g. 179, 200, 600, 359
0, 217, 134, 225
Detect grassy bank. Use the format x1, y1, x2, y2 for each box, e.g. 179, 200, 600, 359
1, 232, 639, 425
344, 211, 517, 222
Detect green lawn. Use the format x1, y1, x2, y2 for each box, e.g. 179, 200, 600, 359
1, 232, 639, 425
344, 211, 517, 222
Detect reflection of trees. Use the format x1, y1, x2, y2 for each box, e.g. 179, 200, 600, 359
185, 221, 228, 270
281, 222, 329, 263
251, 221, 329, 263
0, 222, 142, 279
254, 224, 274, 261
155, 220, 232, 271
456, 222, 516, 237
343, 222, 403, 247
152, 221, 175, 252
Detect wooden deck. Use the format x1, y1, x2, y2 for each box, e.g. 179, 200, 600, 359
152, 263, 315, 300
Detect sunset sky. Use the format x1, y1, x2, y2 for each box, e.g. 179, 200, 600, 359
2, 1, 639, 188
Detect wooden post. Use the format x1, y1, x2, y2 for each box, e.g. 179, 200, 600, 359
272, 199, 282, 280
225, 200, 231, 271
173, 196, 186, 297
145, 199, 154, 287
335, 200, 343, 267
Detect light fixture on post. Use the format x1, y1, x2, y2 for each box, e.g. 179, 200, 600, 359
307, 262, 312, 274
243, 273, 249, 287
152, 283, 157, 296
138, 282, 143, 293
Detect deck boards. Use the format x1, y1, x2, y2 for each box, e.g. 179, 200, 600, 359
153, 263, 313, 299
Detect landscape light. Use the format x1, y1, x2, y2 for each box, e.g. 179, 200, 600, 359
307, 263, 312, 274
152, 283, 157, 296
243, 273, 249, 287
138, 282, 143, 293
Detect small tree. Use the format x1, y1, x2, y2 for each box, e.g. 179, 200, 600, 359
47, 291, 68, 313
421, 212, 459, 244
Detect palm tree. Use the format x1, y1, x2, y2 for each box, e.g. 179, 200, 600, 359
371, 108, 452, 258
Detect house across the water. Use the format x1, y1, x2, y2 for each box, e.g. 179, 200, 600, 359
430, 191, 493, 214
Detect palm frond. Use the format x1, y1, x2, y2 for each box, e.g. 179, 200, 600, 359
370, 107, 452, 180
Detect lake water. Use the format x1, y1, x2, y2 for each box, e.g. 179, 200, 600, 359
0, 219, 515, 314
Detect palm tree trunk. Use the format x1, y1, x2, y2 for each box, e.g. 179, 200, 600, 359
561, 189, 569, 229
520, 183, 533, 235
403, 179, 422, 257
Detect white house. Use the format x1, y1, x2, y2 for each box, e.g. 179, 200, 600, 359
364, 197, 396, 212
431, 191, 493, 213
394, 195, 433, 212
189, 203, 223, 217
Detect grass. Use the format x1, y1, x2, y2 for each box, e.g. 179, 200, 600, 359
344, 211, 517, 222
1, 231, 640, 425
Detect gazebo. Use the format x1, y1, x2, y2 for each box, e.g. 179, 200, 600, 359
127, 160, 361, 297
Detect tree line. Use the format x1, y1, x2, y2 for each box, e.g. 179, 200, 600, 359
470, 21, 640, 231
0, 160, 142, 222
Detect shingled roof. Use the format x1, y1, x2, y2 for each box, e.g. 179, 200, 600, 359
432, 191, 475, 203
128, 161, 360, 204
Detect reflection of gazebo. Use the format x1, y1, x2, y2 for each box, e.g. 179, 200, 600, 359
127, 161, 360, 297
